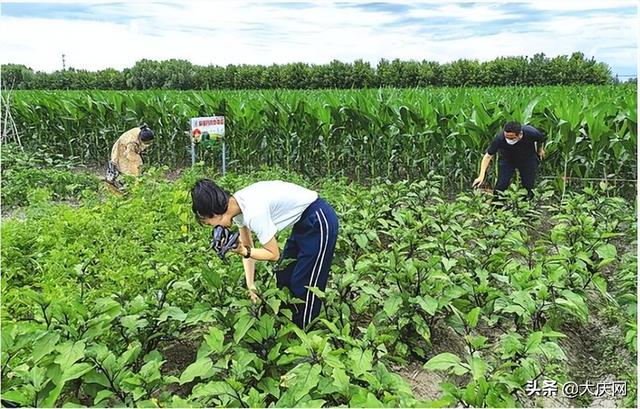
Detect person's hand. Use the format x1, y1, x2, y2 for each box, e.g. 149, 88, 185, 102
472, 177, 484, 188
248, 286, 260, 303
538, 149, 545, 160
231, 245, 248, 256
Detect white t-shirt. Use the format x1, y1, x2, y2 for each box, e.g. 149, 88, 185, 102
232, 181, 318, 245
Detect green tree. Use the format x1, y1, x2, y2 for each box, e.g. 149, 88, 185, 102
1, 64, 35, 89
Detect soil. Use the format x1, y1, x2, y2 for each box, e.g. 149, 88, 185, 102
73, 162, 188, 183
165, 168, 184, 181
1, 207, 26, 221
428, 320, 469, 359
394, 362, 445, 401
160, 338, 199, 376
159, 337, 200, 398
1, 198, 84, 221
558, 311, 634, 408
394, 320, 469, 402
73, 163, 105, 178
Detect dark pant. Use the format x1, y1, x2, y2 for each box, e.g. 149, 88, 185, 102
494, 157, 539, 199
105, 161, 124, 189
275, 198, 339, 329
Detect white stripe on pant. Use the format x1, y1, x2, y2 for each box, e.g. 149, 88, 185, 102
306, 208, 330, 326
302, 210, 328, 328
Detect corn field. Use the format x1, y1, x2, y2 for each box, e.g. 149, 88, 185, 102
3, 86, 636, 188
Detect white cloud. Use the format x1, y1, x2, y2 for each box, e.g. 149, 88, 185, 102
0, 0, 636, 74
409, 3, 514, 23
526, 0, 635, 11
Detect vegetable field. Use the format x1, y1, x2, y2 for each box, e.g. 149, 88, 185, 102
1, 83, 637, 408
3, 85, 636, 188
1, 152, 637, 407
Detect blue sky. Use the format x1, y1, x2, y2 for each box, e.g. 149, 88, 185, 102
0, 0, 636, 76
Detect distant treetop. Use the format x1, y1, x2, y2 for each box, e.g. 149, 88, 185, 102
1, 52, 613, 90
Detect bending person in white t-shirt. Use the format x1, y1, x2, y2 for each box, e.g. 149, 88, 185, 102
191, 179, 339, 329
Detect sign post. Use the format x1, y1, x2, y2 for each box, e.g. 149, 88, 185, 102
190, 116, 226, 175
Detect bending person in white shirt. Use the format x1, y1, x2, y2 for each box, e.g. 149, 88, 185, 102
191, 179, 339, 329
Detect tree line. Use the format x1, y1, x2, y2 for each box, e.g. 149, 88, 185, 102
2, 52, 614, 90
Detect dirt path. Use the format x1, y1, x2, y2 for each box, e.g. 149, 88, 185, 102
394, 362, 445, 401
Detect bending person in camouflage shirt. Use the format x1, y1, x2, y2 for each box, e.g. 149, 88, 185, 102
106, 124, 155, 189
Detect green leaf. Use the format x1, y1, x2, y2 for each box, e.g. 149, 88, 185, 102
233, 315, 256, 343
412, 315, 431, 343
539, 342, 568, 361
1, 326, 16, 352
297, 398, 326, 408
29, 366, 48, 391
179, 358, 213, 384
54, 341, 85, 372
279, 363, 322, 406
525, 332, 543, 353
467, 335, 488, 350
349, 389, 384, 408
164, 375, 180, 384
499, 333, 523, 357
592, 274, 608, 296
267, 297, 281, 314
464, 380, 480, 407
470, 356, 486, 380
136, 399, 160, 408
424, 353, 465, 373
321, 349, 345, 370
201, 268, 221, 289
120, 314, 148, 332
347, 347, 373, 377
500, 304, 526, 316
354, 234, 369, 250
305, 286, 325, 298
204, 326, 225, 354
32, 332, 60, 364
135, 363, 160, 386
467, 307, 481, 328
541, 329, 566, 339
94, 390, 114, 405
556, 290, 588, 323
268, 342, 282, 362
414, 294, 438, 315
246, 387, 266, 408
41, 383, 64, 407
442, 257, 457, 272
332, 367, 350, 393
61, 362, 93, 382
522, 97, 540, 123
184, 304, 215, 325
384, 295, 402, 317
596, 243, 617, 260
1, 389, 31, 406
83, 369, 110, 388
158, 306, 187, 323
118, 342, 142, 366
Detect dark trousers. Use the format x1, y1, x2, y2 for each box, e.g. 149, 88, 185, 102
275, 198, 339, 329
494, 157, 539, 199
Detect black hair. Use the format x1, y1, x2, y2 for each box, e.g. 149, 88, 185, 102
191, 179, 230, 219
139, 124, 155, 142
504, 121, 522, 133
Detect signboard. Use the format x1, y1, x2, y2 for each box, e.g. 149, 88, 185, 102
190, 116, 225, 144
190, 116, 227, 175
